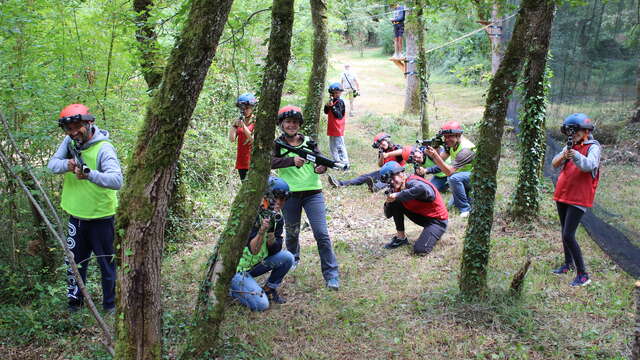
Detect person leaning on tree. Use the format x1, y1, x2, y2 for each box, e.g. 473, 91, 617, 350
380, 161, 448, 253
424, 121, 475, 217
229, 93, 258, 180
550, 113, 601, 287
328, 132, 413, 193
47, 104, 123, 314
271, 105, 341, 290
230, 176, 295, 311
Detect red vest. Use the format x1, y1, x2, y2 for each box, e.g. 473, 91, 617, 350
401, 175, 449, 220
235, 122, 255, 169
382, 145, 412, 167
553, 143, 600, 208
327, 100, 346, 136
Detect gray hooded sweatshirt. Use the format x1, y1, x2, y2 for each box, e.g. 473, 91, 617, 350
47, 125, 123, 190
552, 137, 601, 212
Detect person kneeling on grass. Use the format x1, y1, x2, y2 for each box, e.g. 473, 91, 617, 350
550, 113, 601, 287
230, 177, 295, 311
380, 161, 448, 254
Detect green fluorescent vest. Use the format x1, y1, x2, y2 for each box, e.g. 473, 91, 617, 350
424, 157, 448, 178
236, 237, 268, 273
448, 137, 475, 173
61, 141, 118, 219
276, 136, 322, 192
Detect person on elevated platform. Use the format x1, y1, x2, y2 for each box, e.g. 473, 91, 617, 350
390, 3, 406, 59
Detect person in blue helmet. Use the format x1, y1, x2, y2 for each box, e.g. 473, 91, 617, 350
324, 82, 349, 170
230, 176, 296, 311
379, 161, 448, 254
229, 93, 258, 180
550, 113, 601, 287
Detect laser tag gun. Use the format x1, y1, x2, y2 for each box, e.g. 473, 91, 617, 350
416, 133, 444, 150
255, 196, 283, 233
275, 139, 348, 171
561, 124, 578, 149
67, 142, 90, 175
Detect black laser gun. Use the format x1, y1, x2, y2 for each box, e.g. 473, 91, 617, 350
561, 124, 578, 149
416, 134, 444, 150
67, 142, 90, 175
275, 139, 348, 171
255, 196, 283, 233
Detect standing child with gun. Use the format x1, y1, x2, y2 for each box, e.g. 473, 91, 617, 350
551, 113, 601, 287
324, 82, 349, 170
229, 93, 258, 180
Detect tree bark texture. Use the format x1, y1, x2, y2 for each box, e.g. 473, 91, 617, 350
511, 0, 555, 220
459, 0, 544, 298
133, 0, 164, 91
114, 1, 234, 359
404, 16, 419, 114
182, 0, 294, 357
415, 1, 429, 138
302, 0, 328, 139
632, 61, 640, 123
488, 4, 504, 75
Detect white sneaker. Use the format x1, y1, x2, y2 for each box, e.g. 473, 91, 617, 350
460, 211, 470, 218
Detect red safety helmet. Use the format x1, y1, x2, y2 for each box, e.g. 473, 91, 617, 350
58, 104, 95, 128
277, 105, 303, 125
440, 121, 463, 135
372, 132, 391, 148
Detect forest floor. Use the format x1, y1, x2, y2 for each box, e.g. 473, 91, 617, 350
2, 48, 636, 359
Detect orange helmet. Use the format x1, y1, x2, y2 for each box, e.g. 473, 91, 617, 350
58, 104, 95, 128
440, 121, 463, 135
277, 105, 303, 125
372, 132, 391, 148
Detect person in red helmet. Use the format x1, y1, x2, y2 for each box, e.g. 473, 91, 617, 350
47, 104, 123, 313
424, 121, 475, 217
327, 132, 413, 192
271, 105, 340, 290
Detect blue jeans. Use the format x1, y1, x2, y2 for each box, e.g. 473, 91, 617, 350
430, 176, 449, 193
448, 171, 472, 212
283, 192, 340, 281
230, 250, 295, 311
342, 170, 387, 191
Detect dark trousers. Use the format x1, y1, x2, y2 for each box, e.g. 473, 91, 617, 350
66, 216, 116, 310
342, 170, 387, 191
556, 202, 587, 274
238, 169, 248, 180
386, 201, 448, 254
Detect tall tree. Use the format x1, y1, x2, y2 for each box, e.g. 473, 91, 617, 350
133, 0, 163, 91
511, 1, 556, 219
415, 0, 429, 137
459, 0, 549, 298
475, 0, 505, 74
182, 0, 294, 357
404, 11, 420, 114
114, 0, 234, 358
632, 61, 640, 123
302, 0, 328, 139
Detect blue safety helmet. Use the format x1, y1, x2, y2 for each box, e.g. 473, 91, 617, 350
561, 113, 594, 135
379, 161, 405, 183
266, 176, 290, 199
328, 82, 344, 93
236, 93, 257, 108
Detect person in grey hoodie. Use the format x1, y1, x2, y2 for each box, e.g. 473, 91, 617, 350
48, 103, 123, 313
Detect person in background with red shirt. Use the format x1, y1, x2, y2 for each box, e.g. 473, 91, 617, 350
324, 82, 349, 170
551, 113, 601, 287
229, 93, 257, 180
379, 161, 448, 253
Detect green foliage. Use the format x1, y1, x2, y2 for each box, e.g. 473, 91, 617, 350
448, 63, 492, 86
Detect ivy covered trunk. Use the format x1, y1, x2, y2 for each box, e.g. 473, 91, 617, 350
133, 0, 163, 91
114, 0, 234, 359
511, 0, 555, 220
632, 61, 640, 123
404, 14, 419, 114
415, 0, 429, 138
302, 0, 328, 139
182, 0, 294, 357
459, 0, 541, 298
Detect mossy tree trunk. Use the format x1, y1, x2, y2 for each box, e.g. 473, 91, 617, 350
488, 4, 505, 75
632, 61, 640, 123
182, 0, 294, 358
114, 0, 234, 358
511, 0, 555, 220
133, 0, 163, 91
302, 0, 328, 140
415, 0, 429, 137
404, 12, 419, 114
459, 0, 544, 298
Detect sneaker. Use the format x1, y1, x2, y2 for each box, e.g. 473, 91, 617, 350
365, 177, 375, 193
460, 211, 470, 218
570, 273, 591, 287
290, 259, 299, 271
328, 174, 342, 188
264, 286, 287, 304
384, 236, 409, 249
326, 278, 340, 291
551, 264, 574, 275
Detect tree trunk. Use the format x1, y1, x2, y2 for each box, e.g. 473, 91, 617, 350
182, 0, 294, 357
133, 0, 163, 91
459, 0, 545, 299
114, 0, 234, 358
488, 4, 504, 75
404, 15, 419, 114
632, 61, 640, 123
302, 0, 328, 140
511, 0, 555, 220
415, 1, 429, 138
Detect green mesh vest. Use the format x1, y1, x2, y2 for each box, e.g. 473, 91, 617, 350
276, 136, 322, 192
61, 141, 118, 219
448, 137, 475, 173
